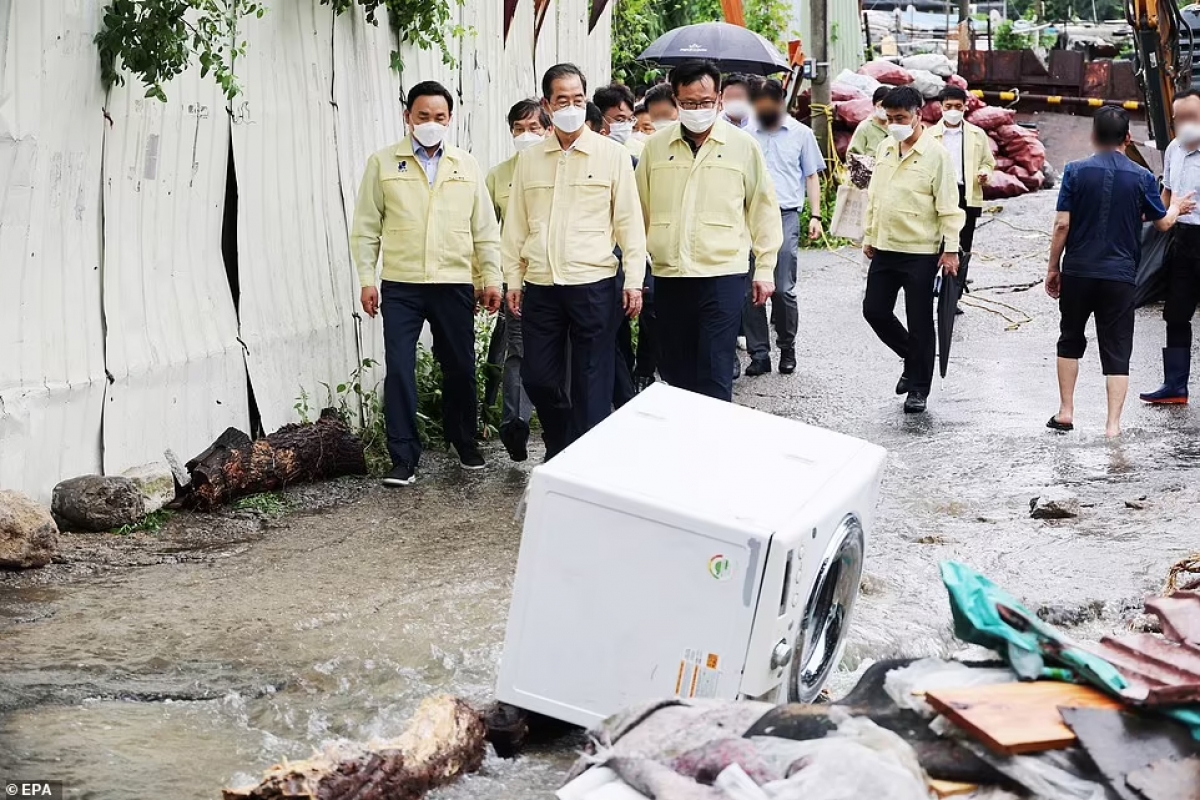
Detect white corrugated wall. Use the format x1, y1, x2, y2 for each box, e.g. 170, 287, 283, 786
794, 0, 866, 80
0, 0, 107, 501
0, 0, 610, 503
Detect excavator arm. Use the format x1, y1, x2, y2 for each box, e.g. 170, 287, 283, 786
1127, 0, 1194, 149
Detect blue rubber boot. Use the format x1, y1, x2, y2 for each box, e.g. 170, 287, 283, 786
1140, 347, 1190, 404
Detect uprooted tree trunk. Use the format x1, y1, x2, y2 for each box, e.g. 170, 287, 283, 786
181, 410, 367, 510
224, 696, 487, 800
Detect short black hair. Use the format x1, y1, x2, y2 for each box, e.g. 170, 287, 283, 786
406, 80, 454, 113
670, 60, 722, 95
594, 83, 636, 116
585, 101, 605, 132
1175, 88, 1200, 102
881, 86, 923, 113
752, 78, 786, 104
723, 73, 751, 93
542, 63, 587, 101
507, 98, 551, 131
634, 102, 647, 115
939, 86, 969, 104
644, 83, 676, 109
1093, 106, 1130, 146
871, 86, 891, 105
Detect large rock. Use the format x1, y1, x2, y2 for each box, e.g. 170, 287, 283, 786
1030, 488, 1080, 520
0, 490, 59, 569
52, 475, 144, 532
121, 462, 176, 514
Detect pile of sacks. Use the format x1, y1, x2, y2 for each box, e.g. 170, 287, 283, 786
819, 54, 1048, 199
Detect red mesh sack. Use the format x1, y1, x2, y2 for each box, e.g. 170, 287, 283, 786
993, 124, 1028, 145
995, 156, 1015, 171
967, 106, 1015, 131
1006, 133, 1047, 173
983, 170, 1029, 199
947, 74, 969, 90
835, 97, 876, 127
988, 135, 1000, 155
860, 60, 914, 86
967, 93, 986, 112
921, 101, 943, 123
835, 129, 853, 160
832, 83, 866, 102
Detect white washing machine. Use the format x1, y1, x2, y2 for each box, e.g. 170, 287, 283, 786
495, 384, 887, 729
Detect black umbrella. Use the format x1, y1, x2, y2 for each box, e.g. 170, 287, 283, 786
935, 257, 966, 379
638, 22, 790, 76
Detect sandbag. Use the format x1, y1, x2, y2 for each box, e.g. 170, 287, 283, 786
902, 53, 956, 78
946, 74, 969, 90
921, 101, 943, 124
830, 184, 870, 241
909, 68, 947, 99
836, 97, 876, 127
983, 170, 1029, 199
967, 106, 1015, 131
860, 59, 914, 86
833, 82, 866, 102
834, 68, 882, 97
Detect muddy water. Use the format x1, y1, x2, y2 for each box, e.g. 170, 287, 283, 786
4, 190, 1200, 799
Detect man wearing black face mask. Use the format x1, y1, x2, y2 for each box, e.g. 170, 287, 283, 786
741, 79, 825, 377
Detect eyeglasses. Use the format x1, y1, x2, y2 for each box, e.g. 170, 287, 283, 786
678, 100, 717, 111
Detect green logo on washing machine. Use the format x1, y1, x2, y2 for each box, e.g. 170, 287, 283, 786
708, 555, 732, 581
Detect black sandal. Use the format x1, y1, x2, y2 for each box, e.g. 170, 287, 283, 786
1046, 415, 1074, 432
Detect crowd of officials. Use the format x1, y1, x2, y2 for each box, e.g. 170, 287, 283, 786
350, 57, 1200, 487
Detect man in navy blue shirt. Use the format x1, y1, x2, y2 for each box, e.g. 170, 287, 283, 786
1046, 107, 1194, 437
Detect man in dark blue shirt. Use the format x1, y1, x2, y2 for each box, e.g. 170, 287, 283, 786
1046, 107, 1194, 437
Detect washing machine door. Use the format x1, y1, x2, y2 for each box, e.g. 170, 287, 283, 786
789, 513, 865, 703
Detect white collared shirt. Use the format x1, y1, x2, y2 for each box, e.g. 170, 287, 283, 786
1164, 138, 1200, 225
942, 125, 965, 183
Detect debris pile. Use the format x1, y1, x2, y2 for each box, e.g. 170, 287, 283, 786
558, 561, 1200, 799
815, 55, 1048, 199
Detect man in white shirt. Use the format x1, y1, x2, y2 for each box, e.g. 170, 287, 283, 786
1142, 89, 1200, 404
719, 74, 756, 130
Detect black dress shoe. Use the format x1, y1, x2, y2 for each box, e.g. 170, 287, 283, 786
778, 348, 797, 374
904, 391, 928, 414
745, 357, 772, 377
499, 421, 529, 462
895, 373, 910, 395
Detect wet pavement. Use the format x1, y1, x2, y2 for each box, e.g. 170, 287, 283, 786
3, 188, 1200, 799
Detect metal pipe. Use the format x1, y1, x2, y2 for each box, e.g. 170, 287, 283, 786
970, 88, 1144, 109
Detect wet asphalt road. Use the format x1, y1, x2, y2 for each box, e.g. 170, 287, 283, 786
2, 188, 1199, 799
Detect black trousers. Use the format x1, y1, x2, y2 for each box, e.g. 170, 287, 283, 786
957, 184, 982, 287
381, 281, 477, 469
862, 251, 940, 394
522, 278, 618, 458
655, 273, 745, 402
613, 268, 636, 409
1164, 224, 1200, 350
1057, 274, 1135, 376
634, 273, 658, 378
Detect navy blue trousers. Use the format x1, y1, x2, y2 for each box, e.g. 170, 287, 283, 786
522, 278, 618, 458
654, 273, 745, 402
380, 281, 477, 469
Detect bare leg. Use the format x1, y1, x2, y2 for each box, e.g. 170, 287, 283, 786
1056, 357, 1079, 426
1105, 375, 1129, 437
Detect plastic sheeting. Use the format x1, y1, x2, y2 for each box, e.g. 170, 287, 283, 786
0, 0, 611, 502
0, 0, 107, 501
101, 69, 250, 473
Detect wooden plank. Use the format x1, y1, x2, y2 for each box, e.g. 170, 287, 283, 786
926, 681, 1124, 756
929, 780, 979, 798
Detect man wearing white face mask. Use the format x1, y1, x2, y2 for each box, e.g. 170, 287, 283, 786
502, 64, 647, 459
351, 81, 502, 486
635, 59, 783, 402
644, 83, 678, 132
719, 74, 756, 130
849, 86, 891, 157
595, 83, 644, 158
482, 99, 551, 462
862, 86, 965, 415
1142, 89, 1200, 404
929, 86, 994, 299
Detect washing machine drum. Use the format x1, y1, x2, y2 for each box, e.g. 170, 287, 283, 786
790, 512, 865, 703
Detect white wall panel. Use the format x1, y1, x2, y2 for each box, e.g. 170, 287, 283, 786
100, 69, 250, 473
534, 0, 561, 85
331, 6, 406, 383
0, 0, 106, 502
232, 0, 359, 431
557, 0, 610, 91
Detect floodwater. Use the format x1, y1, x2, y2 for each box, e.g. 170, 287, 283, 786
3, 189, 1199, 799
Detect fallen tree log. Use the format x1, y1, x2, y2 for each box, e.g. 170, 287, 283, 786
224, 695, 487, 800
181, 410, 367, 510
